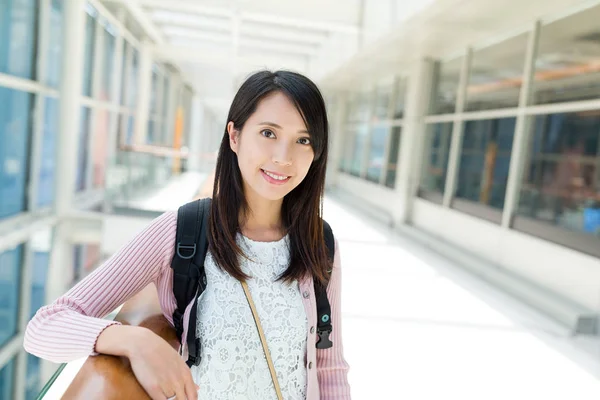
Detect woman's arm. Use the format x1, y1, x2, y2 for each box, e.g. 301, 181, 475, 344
23, 211, 177, 363
316, 238, 352, 399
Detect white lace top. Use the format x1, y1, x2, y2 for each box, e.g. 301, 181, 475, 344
191, 233, 308, 400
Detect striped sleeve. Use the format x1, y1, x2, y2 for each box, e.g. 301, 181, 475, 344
316, 238, 352, 399
23, 211, 178, 363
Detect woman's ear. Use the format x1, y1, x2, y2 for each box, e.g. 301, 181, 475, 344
227, 121, 239, 153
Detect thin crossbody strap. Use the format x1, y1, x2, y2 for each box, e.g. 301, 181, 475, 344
240, 281, 284, 400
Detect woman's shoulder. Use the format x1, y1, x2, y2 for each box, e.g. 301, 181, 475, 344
136, 210, 179, 265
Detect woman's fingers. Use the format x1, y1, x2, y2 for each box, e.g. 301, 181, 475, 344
146, 382, 168, 400
184, 380, 199, 400
173, 382, 187, 400
182, 366, 199, 400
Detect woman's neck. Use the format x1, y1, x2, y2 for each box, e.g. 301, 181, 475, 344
240, 193, 285, 241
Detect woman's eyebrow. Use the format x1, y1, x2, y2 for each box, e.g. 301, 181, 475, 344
258, 121, 309, 134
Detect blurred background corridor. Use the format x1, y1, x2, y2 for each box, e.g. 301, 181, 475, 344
1, 0, 600, 398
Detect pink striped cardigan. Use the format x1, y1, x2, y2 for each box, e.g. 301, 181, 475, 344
24, 211, 351, 399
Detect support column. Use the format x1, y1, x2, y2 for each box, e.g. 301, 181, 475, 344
326, 93, 348, 189
501, 22, 540, 228
442, 49, 472, 207
392, 57, 435, 226
187, 95, 205, 172
133, 40, 153, 145
44, 0, 87, 384
165, 72, 182, 146
86, 17, 104, 189
106, 8, 126, 162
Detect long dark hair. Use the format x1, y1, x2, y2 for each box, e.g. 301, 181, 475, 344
208, 70, 331, 286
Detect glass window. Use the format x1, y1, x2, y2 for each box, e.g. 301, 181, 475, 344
339, 128, 353, 173
0, 0, 37, 79
455, 118, 516, 211
82, 12, 96, 97
0, 245, 23, 348
533, 5, 600, 105
392, 78, 407, 119
430, 57, 462, 115
518, 111, 600, 236
366, 126, 388, 183
0, 357, 16, 400
163, 75, 170, 122
349, 125, 369, 177
419, 122, 453, 196
29, 229, 51, 321
465, 33, 528, 112
0, 88, 33, 219
150, 70, 159, 114
127, 49, 138, 108
147, 119, 155, 144
72, 244, 84, 284
37, 97, 59, 208
92, 109, 110, 189
373, 86, 391, 121
83, 244, 100, 274
126, 115, 134, 145
116, 113, 125, 146
120, 42, 129, 106
346, 93, 370, 124
46, 0, 63, 88
26, 229, 52, 400
100, 25, 115, 101
76, 107, 91, 192
385, 126, 402, 188
26, 354, 41, 400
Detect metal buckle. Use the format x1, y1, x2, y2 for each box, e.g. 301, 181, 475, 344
316, 328, 333, 349
177, 243, 196, 259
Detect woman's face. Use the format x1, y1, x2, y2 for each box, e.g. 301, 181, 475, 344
228, 91, 315, 202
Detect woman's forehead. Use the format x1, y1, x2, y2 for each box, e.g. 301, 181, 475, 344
249, 92, 307, 130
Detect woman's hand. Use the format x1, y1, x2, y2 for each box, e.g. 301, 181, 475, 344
127, 328, 199, 400
96, 325, 198, 400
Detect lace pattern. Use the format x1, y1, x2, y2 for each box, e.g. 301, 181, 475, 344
191, 234, 308, 400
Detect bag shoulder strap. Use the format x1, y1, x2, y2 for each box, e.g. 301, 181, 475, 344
171, 198, 211, 366
241, 281, 284, 400
315, 219, 335, 349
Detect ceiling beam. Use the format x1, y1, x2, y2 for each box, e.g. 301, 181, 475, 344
123, 0, 165, 45
138, 0, 232, 18
154, 45, 309, 70
241, 12, 359, 35
163, 27, 231, 44
135, 0, 359, 34
239, 25, 329, 45
240, 38, 319, 56
151, 10, 232, 33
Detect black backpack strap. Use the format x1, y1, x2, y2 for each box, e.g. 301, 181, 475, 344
315, 220, 335, 349
171, 198, 211, 367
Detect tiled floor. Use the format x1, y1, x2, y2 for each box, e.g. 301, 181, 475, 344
322, 197, 600, 400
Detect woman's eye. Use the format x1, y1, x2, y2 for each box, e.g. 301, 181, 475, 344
261, 129, 275, 138
298, 137, 311, 145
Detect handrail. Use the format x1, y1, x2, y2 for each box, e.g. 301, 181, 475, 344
118, 144, 217, 160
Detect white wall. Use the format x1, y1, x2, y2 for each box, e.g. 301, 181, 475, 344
101, 214, 156, 255
411, 198, 600, 311
338, 173, 396, 216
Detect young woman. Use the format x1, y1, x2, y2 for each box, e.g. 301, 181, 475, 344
24, 70, 351, 400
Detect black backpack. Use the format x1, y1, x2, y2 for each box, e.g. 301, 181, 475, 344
170, 198, 335, 367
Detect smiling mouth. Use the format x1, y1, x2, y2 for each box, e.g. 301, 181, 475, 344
261, 169, 291, 184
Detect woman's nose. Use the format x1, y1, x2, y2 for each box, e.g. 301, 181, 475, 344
272, 143, 293, 166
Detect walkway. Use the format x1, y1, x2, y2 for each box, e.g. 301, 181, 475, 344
323, 196, 600, 399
